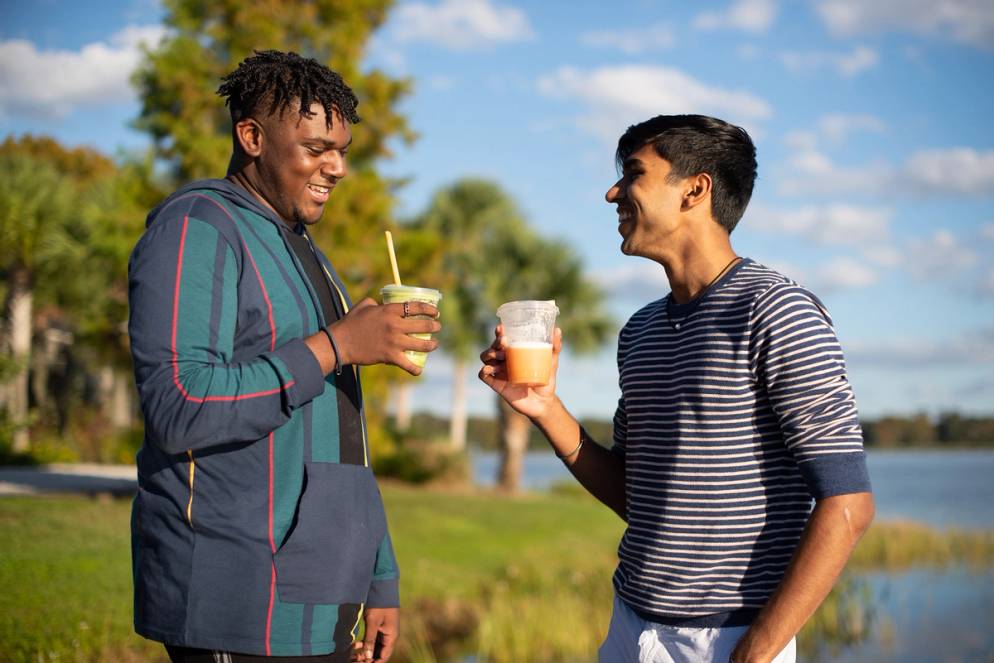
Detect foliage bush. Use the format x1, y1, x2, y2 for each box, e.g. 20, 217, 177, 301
373, 429, 469, 486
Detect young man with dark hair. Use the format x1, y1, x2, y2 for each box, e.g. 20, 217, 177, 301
129, 50, 436, 663
480, 114, 874, 662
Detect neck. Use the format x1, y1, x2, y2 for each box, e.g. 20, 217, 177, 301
225, 160, 294, 229
660, 233, 738, 305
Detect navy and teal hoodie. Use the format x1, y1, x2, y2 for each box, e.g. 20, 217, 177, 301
128, 179, 398, 656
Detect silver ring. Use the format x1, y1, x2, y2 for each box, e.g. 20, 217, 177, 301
403, 301, 411, 318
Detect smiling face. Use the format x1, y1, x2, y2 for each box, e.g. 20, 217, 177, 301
252, 102, 352, 227
605, 144, 689, 260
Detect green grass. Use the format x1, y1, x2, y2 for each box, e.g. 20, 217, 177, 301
0, 495, 162, 663
1, 488, 992, 663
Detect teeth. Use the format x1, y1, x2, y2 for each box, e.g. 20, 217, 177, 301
308, 184, 330, 194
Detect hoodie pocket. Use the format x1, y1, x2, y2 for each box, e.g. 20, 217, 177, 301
274, 462, 387, 605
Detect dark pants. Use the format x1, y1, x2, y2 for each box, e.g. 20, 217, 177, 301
165, 644, 351, 663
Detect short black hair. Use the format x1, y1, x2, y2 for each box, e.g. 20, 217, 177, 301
217, 50, 360, 129
616, 115, 757, 233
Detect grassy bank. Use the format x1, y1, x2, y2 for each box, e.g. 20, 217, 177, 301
1, 488, 992, 663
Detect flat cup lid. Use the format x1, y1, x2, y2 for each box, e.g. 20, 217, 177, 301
380, 284, 442, 300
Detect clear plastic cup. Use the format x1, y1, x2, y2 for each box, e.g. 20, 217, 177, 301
496, 300, 559, 386
380, 284, 442, 368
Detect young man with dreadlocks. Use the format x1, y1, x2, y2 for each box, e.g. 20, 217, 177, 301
480, 115, 874, 662
128, 50, 436, 663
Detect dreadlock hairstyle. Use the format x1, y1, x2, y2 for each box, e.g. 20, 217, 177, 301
217, 50, 360, 129
616, 115, 757, 234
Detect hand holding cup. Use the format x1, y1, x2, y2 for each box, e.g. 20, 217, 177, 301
479, 300, 563, 421
330, 297, 440, 376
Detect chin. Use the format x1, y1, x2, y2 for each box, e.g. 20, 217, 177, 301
292, 208, 324, 226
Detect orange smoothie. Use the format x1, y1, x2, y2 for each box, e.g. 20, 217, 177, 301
505, 342, 553, 386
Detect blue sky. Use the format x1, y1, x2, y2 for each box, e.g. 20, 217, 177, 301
2, 0, 993, 421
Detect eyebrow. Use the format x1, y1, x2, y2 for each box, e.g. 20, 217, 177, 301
302, 136, 353, 150
622, 157, 644, 171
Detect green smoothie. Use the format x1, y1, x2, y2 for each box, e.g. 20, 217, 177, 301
380, 284, 442, 368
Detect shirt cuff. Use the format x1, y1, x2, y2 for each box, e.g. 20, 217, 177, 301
366, 578, 400, 608
798, 452, 872, 500
268, 338, 326, 408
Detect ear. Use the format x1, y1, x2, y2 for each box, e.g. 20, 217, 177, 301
682, 173, 712, 211
233, 118, 264, 158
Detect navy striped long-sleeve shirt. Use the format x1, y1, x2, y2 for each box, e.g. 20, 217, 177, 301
611, 258, 871, 627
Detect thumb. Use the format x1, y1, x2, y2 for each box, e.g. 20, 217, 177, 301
352, 297, 378, 310
550, 327, 563, 370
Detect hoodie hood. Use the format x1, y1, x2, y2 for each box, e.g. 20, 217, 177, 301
145, 178, 287, 230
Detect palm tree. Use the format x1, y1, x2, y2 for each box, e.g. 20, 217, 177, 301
483, 223, 613, 492
409, 179, 525, 451
411, 178, 613, 490
0, 152, 78, 451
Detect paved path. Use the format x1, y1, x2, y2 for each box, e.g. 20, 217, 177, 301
0, 463, 137, 496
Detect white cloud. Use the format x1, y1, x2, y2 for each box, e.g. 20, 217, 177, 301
978, 266, 994, 297
778, 152, 889, 196
783, 130, 819, 152
779, 147, 994, 197
981, 223, 994, 240
782, 114, 886, 155
537, 65, 772, 143
758, 255, 878, 293
737, 43, 762, 60
815, 0, 994, 50
818, 113, 887, 144
862, 245, 902, 268
368, 35, 408, 72
391, 0, 534, 50
427, 74, 455, 90
747, 204, 892, 245
0, 25, 165, 118
579, 23, 676, 54
814, 256, 879, 292
780, 45, 878, 77
904, 230, 978, 280
847, 326, 994, 367
904, 148, 994, 195
593, 261, 671, 302
694, 0, 778, 33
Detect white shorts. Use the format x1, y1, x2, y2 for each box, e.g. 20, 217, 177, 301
598, 594, 796, 663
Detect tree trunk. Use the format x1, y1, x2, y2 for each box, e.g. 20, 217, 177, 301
497, 397, 531, 493
5, 268, 32, 452
393, 381, 412, 432
103, 366, 134, 430
449, 360, 468, 451
30, 335, 49, 416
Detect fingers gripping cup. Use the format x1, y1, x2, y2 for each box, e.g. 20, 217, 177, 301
380, 284, 442, 369
496, 300, 559, 386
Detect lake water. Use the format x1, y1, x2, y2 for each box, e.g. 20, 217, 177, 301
840, 568, 994, 662
471, 448, 994, 530
471, 449, 994, 661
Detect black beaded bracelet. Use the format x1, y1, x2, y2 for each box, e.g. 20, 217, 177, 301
320, 326, 344, 375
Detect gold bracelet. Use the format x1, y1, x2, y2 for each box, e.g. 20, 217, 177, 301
557, 429, 585, 461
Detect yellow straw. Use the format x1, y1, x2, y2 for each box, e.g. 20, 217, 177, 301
385, 231, 402, 285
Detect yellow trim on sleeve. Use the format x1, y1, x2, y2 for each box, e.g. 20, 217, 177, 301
352, 603, 365, 643
186, 449, 195, 527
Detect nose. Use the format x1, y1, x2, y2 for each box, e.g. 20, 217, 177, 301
605, 178, 623, 203
321, 150, 347, 181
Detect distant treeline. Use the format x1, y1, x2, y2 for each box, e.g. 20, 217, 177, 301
405, 412, 994, 451
861, 413, 994, 448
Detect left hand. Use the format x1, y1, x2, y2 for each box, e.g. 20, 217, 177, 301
479, 325, 563, 422
357, 607, 399, 663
